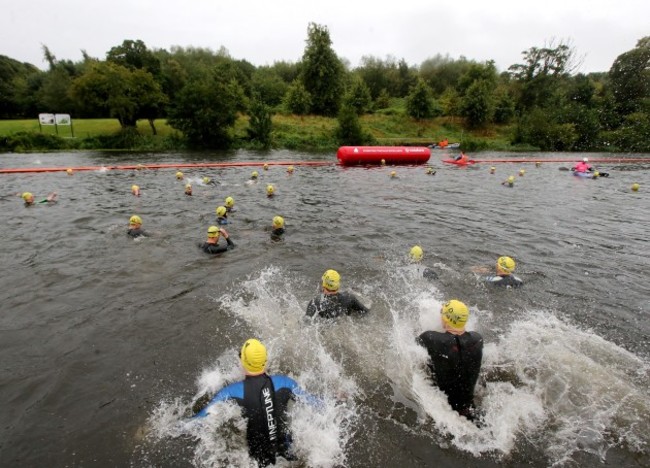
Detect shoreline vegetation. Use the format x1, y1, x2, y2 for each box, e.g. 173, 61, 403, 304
0, 113, 589, 154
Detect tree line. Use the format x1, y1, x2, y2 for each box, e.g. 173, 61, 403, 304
1, 23, 648, 151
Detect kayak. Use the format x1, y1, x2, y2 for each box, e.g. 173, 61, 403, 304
442, 158, 476, 166
573, 171, 596, 178
429, 142, 461, 149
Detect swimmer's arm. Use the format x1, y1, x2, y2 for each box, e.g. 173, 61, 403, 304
191, 384, 240, 419
272, 376, 325, 410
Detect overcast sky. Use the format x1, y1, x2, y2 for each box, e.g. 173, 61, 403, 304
1, 0, 648, 73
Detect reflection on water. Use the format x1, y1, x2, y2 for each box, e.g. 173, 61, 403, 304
0, 150, 649, 467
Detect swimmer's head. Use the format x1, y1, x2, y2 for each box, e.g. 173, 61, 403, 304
129, 215, 142, 227
496, 256, 516, 275
426, 167, 434, 174
216, 206, 227, 217
266, 184, 274, 196
272, 216, 284, 229
240, 338, 267, 374
409, 245, 423, 263
202, 177, 211, 184
632, 183, 640, 192
207, 225, 220, 238
176, 171, 183, 180
251, 171, 259, 179
263, 163, 269, 171
66, 168, 73, 175
131, 185, 140, 196
490, 166, 496, 173
519, 169, 525, 176
390, 171, 397, 178
287, 165, 294, 173
535, 161, 541, 167
593, 171, 600, 178
322, 269, 341, 292
440, 300, 469, 330
184, 184, 192, 194
21, 192, 34, 204
225, 196, 234, 208
381, 159, 386, 166
507, 176, 515, 184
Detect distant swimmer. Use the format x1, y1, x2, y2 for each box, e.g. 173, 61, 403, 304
199, 226, 234, 254
306, 269, 369, 319
426, 167, 436, 175
216, 206, 229, 225
251, 171, 259, 180
127, 215, 147, 238
417, 300, 483, 421
501, 176, 515, 187
287, 165, 294, 174
131, 185, 141, 197
473, 256, 523, 287
270, 215, 285, 241
224, 196, 236, 213
21, 192, 57, 206
176, 171, 184, 180
266, 184, 275, 198
263, 163, 269, 171
409, 245, 438, 280
191, 339, 320, 466
184, 184, 192, 196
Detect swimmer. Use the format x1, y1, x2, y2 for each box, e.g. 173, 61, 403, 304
519, 169, 525, 176
263, 163, 269, 171
632, 183, 640, 192
184, 184, 192, 196
266, 184, 275, 198
381, 159, 386, 166
21, 192, 57, 206
417, 300, 483, 421
287, 165, 294, 174
501, 176, 515, 187
473, 256, 523, 287
270, 215, 285, 241
191, 339, 319, 466
426, 167, 436, 175
251, 171, 259, 180
131, 185, 140, 197
216, 206, 229, 225
224, 196, 236, 213
409, 245, 438, 280
490, 166, 496, 174
66, 168, 73, 175
198, 225, 234, 254
176, 171, 183, 180
390, 171, 397, 178
306, 269, 369, 319
127, 215, 147, 238
202, 176, 212, 185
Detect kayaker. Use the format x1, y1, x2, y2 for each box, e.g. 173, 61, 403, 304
573, 157, 593, 173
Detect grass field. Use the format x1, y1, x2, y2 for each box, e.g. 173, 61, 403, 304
0, 119, 179, 138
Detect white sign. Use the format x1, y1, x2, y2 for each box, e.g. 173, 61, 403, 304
55, 114, 71, 125
39, 113, 55, 125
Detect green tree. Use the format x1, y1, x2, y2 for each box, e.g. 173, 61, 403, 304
300, 23, 345, 116
106, 39, 161, 77
344, 75, 372, 115
251, 67, 288, 107
460, 80, 495, 128
247, 95, 273, 148
406, 79, 436, 120
336, 102, 366, 145
0, 55, 41, 118
70, 61, 167, 129
283, 80, 311, 115
608, 36, 650, 115
167, 62, 246, 148
420, 54, 474, 96
493, 87, 516, 124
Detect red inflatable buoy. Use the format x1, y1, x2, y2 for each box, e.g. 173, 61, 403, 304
337, 146, 431, 166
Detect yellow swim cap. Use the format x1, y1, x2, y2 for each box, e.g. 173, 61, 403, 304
322, 269, 341, 291
272, 216, 284, 228
216, 206, 227, 217
266, 184, 274, 194
251, 171, 259, 179
202, 177, 211, 184
207, 225, 220, 238
632, 183, 640, 192
131, 185, 139, 191
66, 168, 73, 175
381, 159, 386, 165
185, 184, 192, 190
441, 300, 469, 329
225, 196, 234, 208
390, 171, 397, 178
508, 176, 515, 183
593, 171, 600, 178
287, 165, 294, 173
497, 256, 516, 274
129, 215, 142, 225
263, 163, 269, 170
176, 171, 183, 179
21, 192, 33, 200
519, 169, 525, 176
410, 245, 423, 262
240, 339, 267, 373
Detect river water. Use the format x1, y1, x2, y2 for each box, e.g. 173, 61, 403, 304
0, 150, 648, 468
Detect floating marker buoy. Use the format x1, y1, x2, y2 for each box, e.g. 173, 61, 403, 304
632, 183, 640, 192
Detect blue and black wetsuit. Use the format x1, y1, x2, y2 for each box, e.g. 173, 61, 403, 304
484, 274, 523, 288
306, 292, 369, 319
217, 217, 229, 225
417, 330, 483, 419
192, 374, 312, 466
127, 228, 147, 238
199, 237, 234, 254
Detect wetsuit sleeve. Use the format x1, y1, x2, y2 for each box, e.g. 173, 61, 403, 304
348, 294, 369, 315
271, 375, 324, 409
192, 382, 244, 419
226, 237, 235, 249
305, 298, 318, 318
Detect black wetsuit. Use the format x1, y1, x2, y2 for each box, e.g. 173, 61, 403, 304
193, 374, 313, 466
127, 228, 147, 238
484, 274, 523, 288
306, 292, 369, 319
199, 237, 234, 254
417, 330, 483, 418
421, 266, 438, 280
271, 227, 285, 241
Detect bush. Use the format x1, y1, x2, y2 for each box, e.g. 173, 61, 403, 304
0, 131, 70, 152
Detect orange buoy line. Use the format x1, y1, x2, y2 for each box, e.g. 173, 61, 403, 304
470, 158, 650, 164
0, 160, 334, 174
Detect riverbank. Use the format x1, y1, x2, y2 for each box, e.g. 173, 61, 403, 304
0, 114, 536, 153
